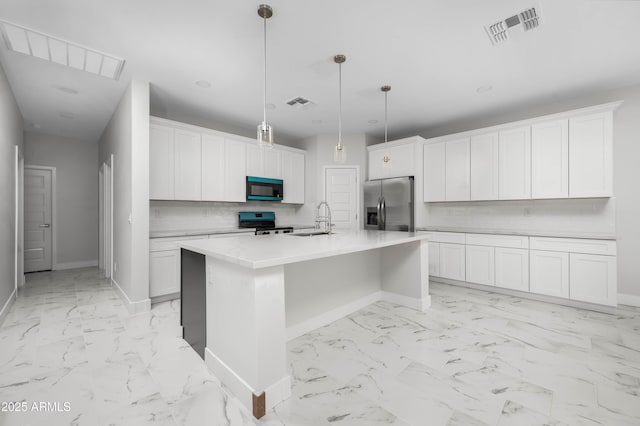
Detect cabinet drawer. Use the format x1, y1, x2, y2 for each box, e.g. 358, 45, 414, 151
465, 233, 529, 249
529, 237, 616, 255
150, 235, 205, 252
423, 232, 466, 244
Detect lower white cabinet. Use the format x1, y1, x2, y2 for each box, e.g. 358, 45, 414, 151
439, 243, 466, 281
466, 245, 495, 286
529, 250, 569, 298
428, 242, 440, 276
150, 250, 180, 298
495, 247, 529, 291
569, 253, 616, 306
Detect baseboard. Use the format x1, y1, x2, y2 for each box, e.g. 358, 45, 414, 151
618, 293, 640, 308
381, 291, 431, 311
150, 292, 180, 305
286, 291, 383, 341
0, 288, 17, 327
111, 278, 151, 315
55, 260, 98, 270
205, 347, 291, 416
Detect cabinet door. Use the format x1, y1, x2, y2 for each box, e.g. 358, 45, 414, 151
368, 149, 386, 180
569, 112, 613, 197
149, 250, 180, 297
173, 129, 202, 200
470, 132, 499, 200
264, 149, 282, 179
569, 253, 616, 306
282, 151, 305, 204
149, 124, 174, 200
531, 119, 568, 199
201, 134, 226, 201
498, 126, 531, 200
224, 138, 247, 202
466, 245, 495, 286
423, 142, 446, 202
439, 243, 465, 281
445, 138, 470, 201
388, 143, 416, 178
246, 144, 264, 177
428, 242, 440, 276
530, 250, 569, 298
495, 247, 529, 291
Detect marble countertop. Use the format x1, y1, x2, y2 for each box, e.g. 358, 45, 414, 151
150, 224, 316, 239
417, 227, 616, 240
179, 230, 429, 269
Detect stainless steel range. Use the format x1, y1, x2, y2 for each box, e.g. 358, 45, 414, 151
238, 211, 294, 235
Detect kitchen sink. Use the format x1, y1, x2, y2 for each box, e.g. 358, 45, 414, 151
289, 231, 331, 237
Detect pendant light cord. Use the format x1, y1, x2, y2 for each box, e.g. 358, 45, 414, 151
384, 90, 388, 144
263, 13, 268, 124
338, 62, 343, 146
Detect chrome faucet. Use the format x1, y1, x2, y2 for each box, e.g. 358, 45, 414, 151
315, 201, 332, 234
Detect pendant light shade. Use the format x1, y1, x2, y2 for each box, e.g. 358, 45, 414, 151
334, 54, 347, 163
381, 85, 391, 169
257, 4, 274, 148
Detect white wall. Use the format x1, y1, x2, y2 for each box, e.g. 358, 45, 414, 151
415, 83, 640, 298
24, 132, 98, 268
0, 62, 23, 322
98, 80, 150, 310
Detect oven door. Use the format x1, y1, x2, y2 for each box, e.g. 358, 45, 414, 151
246, 176, 283, 201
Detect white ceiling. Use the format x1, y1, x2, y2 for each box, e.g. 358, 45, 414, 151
1, 0, 639, 143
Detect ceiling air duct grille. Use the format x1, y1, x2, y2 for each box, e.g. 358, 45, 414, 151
286, 96, 317, 110
485, 6, 541, 45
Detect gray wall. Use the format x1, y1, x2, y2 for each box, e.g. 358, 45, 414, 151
98, 80, 150, 308
415, 83, 640, 299
0, 63, 23, 318
24, 132, 99, 268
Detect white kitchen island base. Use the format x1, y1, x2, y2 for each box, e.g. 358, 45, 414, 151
180, 231, 430, 418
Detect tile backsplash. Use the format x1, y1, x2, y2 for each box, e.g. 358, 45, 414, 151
150, 201, 303, 232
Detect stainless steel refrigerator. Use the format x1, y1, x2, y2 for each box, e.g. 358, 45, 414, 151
364, 176, 415, 231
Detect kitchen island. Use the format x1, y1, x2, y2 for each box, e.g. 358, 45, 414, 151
179, 230, 430, 418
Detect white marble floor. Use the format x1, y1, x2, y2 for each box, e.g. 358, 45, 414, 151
1, 268, 639, 425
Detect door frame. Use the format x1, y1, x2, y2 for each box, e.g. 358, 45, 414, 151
322, 165, 361, 230
14, 146, 24, 290
24, 165, 57, 271
99, 155, 114, 279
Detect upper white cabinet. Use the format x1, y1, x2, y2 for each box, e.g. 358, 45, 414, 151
173, 129, 202, 201
201, 133, 226, 201
470, 132, 498, 201
281, 150, 305, 204
149, 124, 175, 200
569, 111, 613, 198
224, 138, 247, 202
264, 149, 282, 179
531, 119, 569, 199
423, 142, 446, 202
368, 139, 417, 180
247, 145, 283, 179
498, 126, 531, 200
445, 138, 470, 201
246, 144, 263, 177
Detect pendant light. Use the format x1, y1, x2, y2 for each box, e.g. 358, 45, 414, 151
381, 85, 391, 169
257, 4, 274, 148
334, 54, 347, 163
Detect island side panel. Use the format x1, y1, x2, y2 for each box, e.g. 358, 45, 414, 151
204, 256, 290, 415
380, 239, 430, 310
180, 249, 206, 359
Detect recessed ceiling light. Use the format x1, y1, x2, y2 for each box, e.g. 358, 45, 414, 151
266, 103, 276, 110
59, 111, 75, 119
368, 119, 379, 124
55, 86, 79, 95
476, 85, 493, 93
195, 80, 211, 88
311, 119, 322, 124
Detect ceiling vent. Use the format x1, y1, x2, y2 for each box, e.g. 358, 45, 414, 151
0, 20, 125, 80
485, 7, 541, 45
286, 96, 317, 110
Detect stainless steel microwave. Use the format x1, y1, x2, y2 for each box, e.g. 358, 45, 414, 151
246, 176, 283, 201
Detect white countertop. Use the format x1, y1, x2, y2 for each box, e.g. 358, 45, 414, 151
150, 224, 316, 239
417, 227, 616, 240
179, 230, 429, 269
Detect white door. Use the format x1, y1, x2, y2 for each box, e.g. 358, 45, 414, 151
569, 253, 616, 306
495, 247, 529, 291
466, 245, 495, 286
423, 142, 446, 202
24, 167, 53, 272
324, 167, 358, 231
439, 243, 465, 281
530, 250, 569, 298
201, 134, 226, 201
569, 112, 613, 197
498, 126, 531, 200
173, 129, 201, 200
470, 132, 499, 200
531, 119, 569, 199
445, 138, 470, 201
149, 124, 175, 200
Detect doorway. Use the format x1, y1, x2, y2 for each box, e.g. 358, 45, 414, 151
24, 166, 55, 272
323, 166, 360, 231
99, 156, 114, 279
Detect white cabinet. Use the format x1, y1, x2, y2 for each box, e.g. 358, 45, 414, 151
569, 112, 613, 197
498, 126, 531, 200
530, 250, 569, 298
264, 149, 282, 179
445, 138, 470, 201
423, 142, 446, 202
439, 243, 466, 281
470, 132, 498, 201
150, 250, 180, 298
569, 253, 616, 306
224, 138, 247, 202
531, 119, 568, 199
466, 245, 495, 286
428, 242, 440, 276
246, 144, 264, 177
281, 150, 305, 204
368, 141, 416, 180
173, 129, 202, 201
246, 145, 282, 179
495, 247, 529, 291
201, 133, 226, 201
149, 124, 174, 200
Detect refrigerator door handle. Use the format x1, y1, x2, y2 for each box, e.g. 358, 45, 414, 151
376, 197, 382, 230
380, 197, 386, 230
